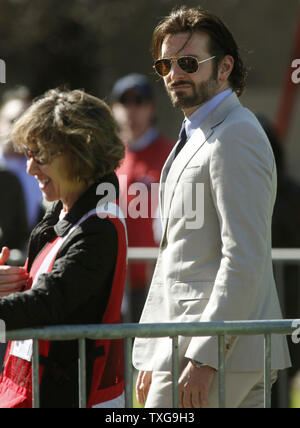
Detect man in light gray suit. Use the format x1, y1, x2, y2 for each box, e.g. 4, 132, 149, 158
133, 6, 291, 408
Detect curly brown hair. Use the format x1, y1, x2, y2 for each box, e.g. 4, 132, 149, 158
152, 6, 247, 97
12, 88, 125, 183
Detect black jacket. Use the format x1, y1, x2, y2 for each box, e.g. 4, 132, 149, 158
0, 167, 29, 251
0, 173, 122, 407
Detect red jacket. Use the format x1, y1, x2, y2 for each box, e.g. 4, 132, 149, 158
117, 133, 173, 290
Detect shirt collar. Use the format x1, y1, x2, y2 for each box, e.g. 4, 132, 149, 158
129, 127, 159, 152
185, 88, 232, 141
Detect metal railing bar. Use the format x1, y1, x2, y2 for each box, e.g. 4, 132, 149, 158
32, 339, 40, 409
6, 320, 298, 342
18, 320, 296, 409
218, 335, 226, 408
124, 337, 133, 409
264, 334, 272, 409
172, 336, 179, 408
127, 247, 158, 261
127, 247, 300, 263
272, 248, 300, 262
78, 338, 87, 409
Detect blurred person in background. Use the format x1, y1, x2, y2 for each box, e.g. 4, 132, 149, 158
0, 166, 28, 252
0, 176, 29, 367
111, 73, 173, 322
0, 86, 44, 230
255, 115, 300, 251
0, 88, 32, 370
257, 113, 300, 406
0, 88, 127, 408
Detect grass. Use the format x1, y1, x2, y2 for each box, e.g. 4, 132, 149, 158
290, 388, 300, 408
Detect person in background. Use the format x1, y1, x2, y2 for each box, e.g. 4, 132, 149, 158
0, 88, 127, 408
0, 88, 33, 370
255, 115, 300, 251
256, 113, 300, 407
0, 167, 28, 252
0, 164, 29, 367
111, 73, 173, 322
0, 86, 43, 230
0, 90, 32, 250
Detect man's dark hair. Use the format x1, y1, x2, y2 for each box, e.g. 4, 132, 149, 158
152, 6, 247, 96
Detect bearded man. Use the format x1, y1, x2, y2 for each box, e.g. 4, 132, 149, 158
133, 6, 291, 409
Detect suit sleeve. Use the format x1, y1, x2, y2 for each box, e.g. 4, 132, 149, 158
185, 120, 276, 367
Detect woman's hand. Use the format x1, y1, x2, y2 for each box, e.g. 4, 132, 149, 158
0, 247, 29, 297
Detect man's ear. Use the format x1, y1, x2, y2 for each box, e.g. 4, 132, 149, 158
218, 55, 234, 84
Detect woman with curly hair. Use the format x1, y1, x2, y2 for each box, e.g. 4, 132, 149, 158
0, 88, 127, 408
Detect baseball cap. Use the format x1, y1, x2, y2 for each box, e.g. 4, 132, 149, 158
111, 73, 154, 103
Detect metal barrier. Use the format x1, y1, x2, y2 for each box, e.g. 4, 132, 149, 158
128, 247, 300, 409
128, 247, 300, 263
5, 319, 298, 408
3, 248, 299, 408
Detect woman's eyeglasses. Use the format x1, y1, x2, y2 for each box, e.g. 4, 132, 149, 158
153, 55, 216, 77
22, 144, 61, 166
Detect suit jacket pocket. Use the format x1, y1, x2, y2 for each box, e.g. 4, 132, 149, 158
170, 281, 213, 320
171, 281, 213, 300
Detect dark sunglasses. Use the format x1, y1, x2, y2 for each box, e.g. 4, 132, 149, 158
154, 55, 216, 77
22, 144, 61, 166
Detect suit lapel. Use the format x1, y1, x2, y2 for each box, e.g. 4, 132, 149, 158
159, 92, 241, 238
160, 124, 213, 233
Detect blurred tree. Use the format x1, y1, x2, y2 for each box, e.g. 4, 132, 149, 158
0, 0, 299, 118
0, 0, 102, 96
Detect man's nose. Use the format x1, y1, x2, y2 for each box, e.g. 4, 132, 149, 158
168, 60, 186, 81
